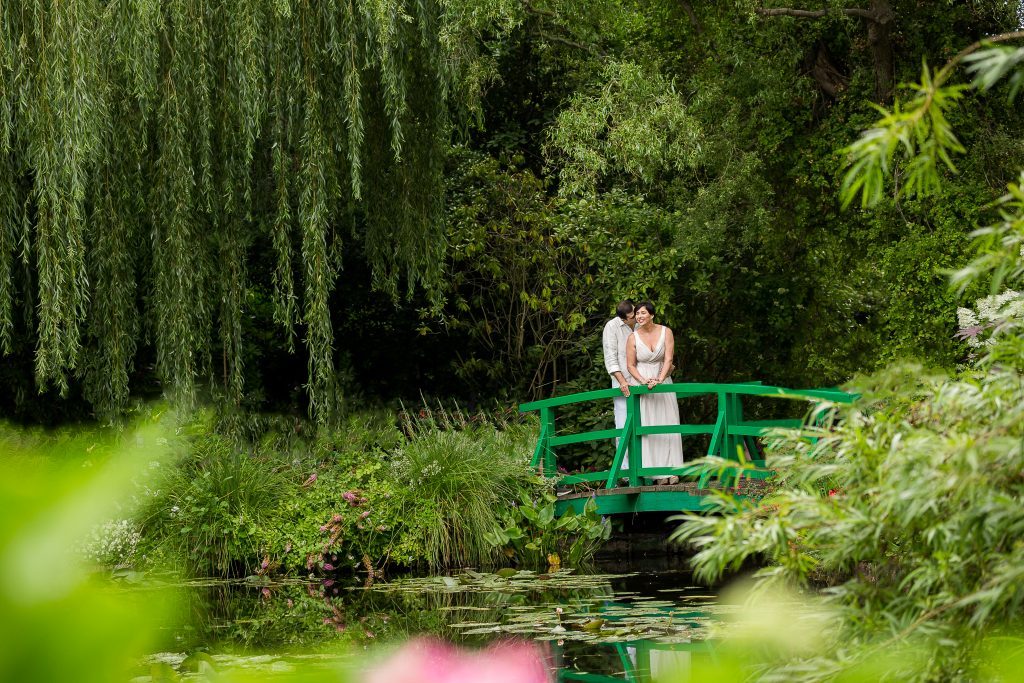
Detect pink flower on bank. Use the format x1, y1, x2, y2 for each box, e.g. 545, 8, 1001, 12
364, 638, 550, 683
359, 510, 371, 520
323, 563, 335, 571
302, 472, 318, 487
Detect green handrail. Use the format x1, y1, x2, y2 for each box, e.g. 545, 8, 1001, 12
520, 382, 856, 488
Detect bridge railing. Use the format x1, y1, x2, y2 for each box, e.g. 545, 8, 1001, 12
519, 382, 856, 489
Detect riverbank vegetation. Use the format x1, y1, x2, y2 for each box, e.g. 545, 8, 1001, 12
4, 1, 1024, 681
7, 402, 608, 578
671, 31, 1024, 681
9, 403, 606, 581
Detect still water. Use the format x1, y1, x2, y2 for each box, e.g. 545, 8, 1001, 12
144, 566, 722, 681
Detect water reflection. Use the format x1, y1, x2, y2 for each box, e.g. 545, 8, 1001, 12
554, 639, 713, 682
155, 569, 717, 680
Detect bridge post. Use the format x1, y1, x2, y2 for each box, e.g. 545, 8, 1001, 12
540, 406, 556, 477
708, 391, 727, 460
728, 392, 743, 461
627, 392, 642, 487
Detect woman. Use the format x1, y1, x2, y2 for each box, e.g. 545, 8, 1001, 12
625, 301, 684, 484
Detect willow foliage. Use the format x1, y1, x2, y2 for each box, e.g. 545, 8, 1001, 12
0, 0, 511, 420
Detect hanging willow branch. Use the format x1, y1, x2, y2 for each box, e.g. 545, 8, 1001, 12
0, 0, 513, 422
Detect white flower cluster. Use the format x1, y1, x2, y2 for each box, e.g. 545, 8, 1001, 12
78, 519, 142, 569
956, 290, 1024, 348
390, 452, 441, 486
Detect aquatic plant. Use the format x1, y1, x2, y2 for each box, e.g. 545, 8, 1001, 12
484, 492, 610, 568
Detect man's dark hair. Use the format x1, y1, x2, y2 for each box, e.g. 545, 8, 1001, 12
616, 299, 635, 320
636, 301, 656, 317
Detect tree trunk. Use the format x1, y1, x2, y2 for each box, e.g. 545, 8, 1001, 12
867, 0, 895, 102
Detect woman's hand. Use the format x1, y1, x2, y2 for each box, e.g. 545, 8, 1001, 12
646, 377, 659, 389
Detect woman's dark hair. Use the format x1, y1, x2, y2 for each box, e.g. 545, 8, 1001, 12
616, 299, 635, 320
635, 301, 656, 316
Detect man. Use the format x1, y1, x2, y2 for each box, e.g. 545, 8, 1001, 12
602, 299, 636, 447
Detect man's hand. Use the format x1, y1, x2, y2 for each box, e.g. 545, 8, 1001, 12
619, 382, 631, 397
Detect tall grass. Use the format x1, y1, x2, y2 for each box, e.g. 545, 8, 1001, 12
144, 431, 289, 576
391, 406, 537, 568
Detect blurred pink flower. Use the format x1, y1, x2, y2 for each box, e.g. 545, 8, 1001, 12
364, 637, 550, 683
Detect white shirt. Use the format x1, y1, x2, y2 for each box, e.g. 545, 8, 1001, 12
602, 316, 635, 386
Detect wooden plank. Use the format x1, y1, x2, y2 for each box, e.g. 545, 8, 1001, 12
555, 490, 714, 515
549, 428, 622, 447
563, 466, 690, 485
520, 382, 856, 413
529, 420, 548, 469
604, 410, 634, 489
540, 407, 556, 477
637, 467, 690, 477
627, 393, 642, 488
560, 471, 612, 484
519, 387, 621, 412
707, 396, 727, 458
729, 424, 801, 437
637, 424, 715, 436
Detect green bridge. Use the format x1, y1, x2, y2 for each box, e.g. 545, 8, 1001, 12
519, 382, 856, 515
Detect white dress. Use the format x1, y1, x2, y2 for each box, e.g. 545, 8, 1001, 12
629, 326, 684, 469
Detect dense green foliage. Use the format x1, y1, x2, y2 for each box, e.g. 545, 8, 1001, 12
434, 0, 1024, 401
0, 0, 509, 421
4, 2, 1024, 424
127, 406, 554, 575
669, 39, 1024, 680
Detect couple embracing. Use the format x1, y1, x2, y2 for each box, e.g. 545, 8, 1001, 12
601, 299, 684, 484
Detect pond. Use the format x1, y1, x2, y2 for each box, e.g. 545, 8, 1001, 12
139, 564, 724, 682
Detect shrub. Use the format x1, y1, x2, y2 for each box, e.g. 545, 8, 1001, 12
257, 452, 434, 575
390, 424, 538, 568
141, 430, 288, 577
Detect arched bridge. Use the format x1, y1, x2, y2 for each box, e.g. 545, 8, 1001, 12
519, 382, 856, 515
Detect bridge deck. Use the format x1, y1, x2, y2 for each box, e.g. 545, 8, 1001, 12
555, 480, 767, 515
521, 381, 854, 516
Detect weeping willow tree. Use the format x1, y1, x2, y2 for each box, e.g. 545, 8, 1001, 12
0, 0, 517, 421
